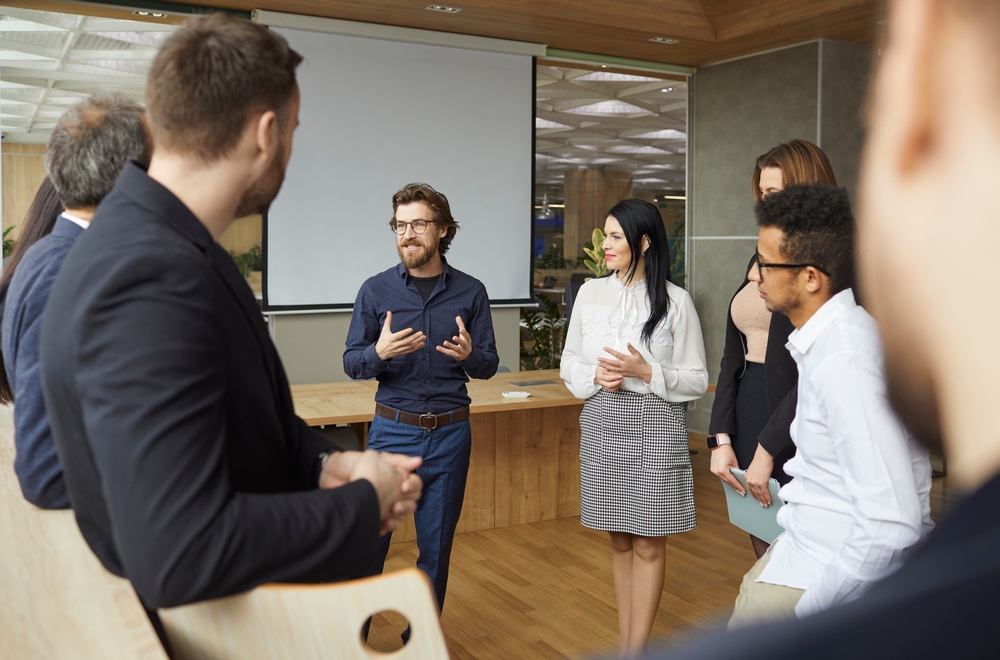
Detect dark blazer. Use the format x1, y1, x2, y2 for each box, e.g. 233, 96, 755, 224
39, 163, 380, 610
708, 255, 797, 483
653, 471, 1000, 659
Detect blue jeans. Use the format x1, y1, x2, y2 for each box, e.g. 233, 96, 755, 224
366, 413, 471, 613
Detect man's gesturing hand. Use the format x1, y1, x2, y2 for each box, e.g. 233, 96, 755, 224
437, 316, 473, 361
375, 311, 426, 361
323, 450, 423, 534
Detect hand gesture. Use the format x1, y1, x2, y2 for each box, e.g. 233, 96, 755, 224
375, 311, 426, 361
746, 444, 775, 507
709, 439, 745, 495
324, 450, 423, 534
594, 364, 623, 391
597, 343, 653, 383
436, 316, 473, 361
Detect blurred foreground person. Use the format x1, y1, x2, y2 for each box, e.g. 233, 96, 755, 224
646, 1, 1000, 657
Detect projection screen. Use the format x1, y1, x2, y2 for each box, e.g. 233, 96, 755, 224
258, 16, 538, 310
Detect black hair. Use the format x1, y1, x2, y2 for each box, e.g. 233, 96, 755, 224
754, 183, 855, 294
606, 198, 672, 347
0, 176, 65, 404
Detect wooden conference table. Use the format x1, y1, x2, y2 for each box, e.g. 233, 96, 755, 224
291, 369, 584, 543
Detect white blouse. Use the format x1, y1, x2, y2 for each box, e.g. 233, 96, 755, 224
560, 275, 709, 402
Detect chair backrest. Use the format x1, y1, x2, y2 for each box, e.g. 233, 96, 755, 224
160, 568, 449, 660
0, 406, 167, 660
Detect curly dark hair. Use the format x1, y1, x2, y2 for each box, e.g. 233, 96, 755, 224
754, 184, 855, 295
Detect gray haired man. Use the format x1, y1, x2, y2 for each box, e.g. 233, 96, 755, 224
1, 92, 150, 508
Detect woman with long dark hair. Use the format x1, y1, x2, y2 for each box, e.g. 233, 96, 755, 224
0, 176, 64, 404
707, 139, 838, 559
561, 198, 708, 657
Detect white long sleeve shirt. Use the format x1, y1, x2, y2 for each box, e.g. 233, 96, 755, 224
560, 275, 708, 402
757, 289, 934, 618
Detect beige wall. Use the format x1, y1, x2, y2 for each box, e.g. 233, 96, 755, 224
270, 307, 522, 385
218, 214, 262, 255
2, 144, 48, 240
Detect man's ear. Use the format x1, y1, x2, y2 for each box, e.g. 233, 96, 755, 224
251, 109, 280, 164
804, 267, 825, 295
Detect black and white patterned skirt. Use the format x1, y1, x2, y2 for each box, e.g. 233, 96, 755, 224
579, 388, 696, 537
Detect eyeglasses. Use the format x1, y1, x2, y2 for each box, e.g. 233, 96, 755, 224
753, 252, 830, 276
390, 219, 435, 235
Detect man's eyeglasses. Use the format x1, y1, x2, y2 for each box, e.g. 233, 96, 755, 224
753, 252, 830, 276
390, 219, 435, 235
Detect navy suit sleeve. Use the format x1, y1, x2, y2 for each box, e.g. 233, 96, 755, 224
5, 265, 69, 509
71, 249, 379, 609
460, 284, 499, 379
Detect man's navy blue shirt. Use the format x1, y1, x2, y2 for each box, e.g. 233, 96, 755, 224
344, 258, 498, 414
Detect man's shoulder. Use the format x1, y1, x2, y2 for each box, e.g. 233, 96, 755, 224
359, 265, 403, 290
6, 232, 77, 308
445, 263, 487, 289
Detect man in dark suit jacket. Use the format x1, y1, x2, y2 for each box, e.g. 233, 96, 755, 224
643, 0, 1000, 657
39, 14, 421, 613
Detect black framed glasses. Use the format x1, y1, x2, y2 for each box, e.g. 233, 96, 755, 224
390, 219, 435, 235
753, 252, 830, 276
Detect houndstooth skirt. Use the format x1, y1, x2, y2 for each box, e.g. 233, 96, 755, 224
579, 388, 696, 537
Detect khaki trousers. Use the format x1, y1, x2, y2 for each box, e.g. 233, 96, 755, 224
728, 542, 806, 629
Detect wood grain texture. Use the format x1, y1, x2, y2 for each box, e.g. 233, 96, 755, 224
292, 370, 581, 544
179, 0, 878, 67
563, 168, 634, 262
162, 568, 449, 660
2, 143, 48, 241
0, 405, 168, 660
217, 214, 262, 255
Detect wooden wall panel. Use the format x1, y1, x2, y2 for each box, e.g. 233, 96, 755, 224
218, 214, 263, 255
563, 169, 632, 263
455, 414, 496, 535
553, 403, 584, 518
2, 144, 48, 241
495, 407, 554, 527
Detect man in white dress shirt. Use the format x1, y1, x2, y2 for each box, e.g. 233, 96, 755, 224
728, 183, 933, 628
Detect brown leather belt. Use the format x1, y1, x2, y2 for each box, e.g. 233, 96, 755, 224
374, 403, 470, 431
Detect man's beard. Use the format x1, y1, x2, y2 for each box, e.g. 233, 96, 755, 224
764, 282, 800, 318
235, 141, 287, 218
397, 236, 439, 270
883, 343, 945, 453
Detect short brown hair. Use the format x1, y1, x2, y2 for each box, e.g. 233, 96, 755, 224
145, 13, 302, 162
752, 139, 837, 201
391, 183, 459, 255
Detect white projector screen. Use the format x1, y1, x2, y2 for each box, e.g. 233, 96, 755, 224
263, 26, 535, 310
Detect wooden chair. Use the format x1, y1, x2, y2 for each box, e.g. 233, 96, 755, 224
160, 568, 450, 660
0, 405, 167, 660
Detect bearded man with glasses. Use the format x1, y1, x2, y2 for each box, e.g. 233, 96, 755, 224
344, 182, 498, 626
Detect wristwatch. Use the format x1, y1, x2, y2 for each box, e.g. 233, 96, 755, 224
707, 434, 732, 449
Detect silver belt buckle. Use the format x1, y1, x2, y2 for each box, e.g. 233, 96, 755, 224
419, 412, 438, 431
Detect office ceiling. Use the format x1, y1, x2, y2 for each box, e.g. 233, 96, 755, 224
536, 65, 686, 197
0, 5, 175, 142
193, 0, 883, 67
0, 0, 882, 197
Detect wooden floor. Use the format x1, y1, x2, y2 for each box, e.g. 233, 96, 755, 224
369, 435, 953, 659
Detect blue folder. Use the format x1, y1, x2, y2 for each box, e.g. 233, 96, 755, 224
721, 468, 785, 544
